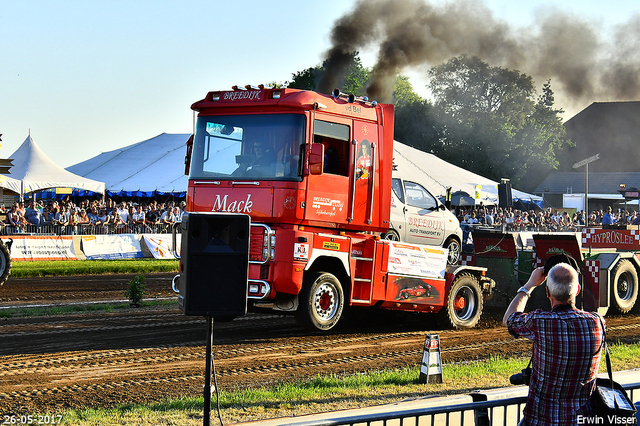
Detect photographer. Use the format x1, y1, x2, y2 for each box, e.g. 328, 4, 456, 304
503, 260, 605, 425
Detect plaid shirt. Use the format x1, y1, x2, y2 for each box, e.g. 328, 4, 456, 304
507, 305, 605, 426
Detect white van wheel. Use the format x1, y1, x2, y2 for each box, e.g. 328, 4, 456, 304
382, 229, 400, 241
444, 238, 461, 265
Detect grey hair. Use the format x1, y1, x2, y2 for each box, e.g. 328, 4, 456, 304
546, 263, 579, 303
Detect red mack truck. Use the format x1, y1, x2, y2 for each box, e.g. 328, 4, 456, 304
179, 85, 495, 331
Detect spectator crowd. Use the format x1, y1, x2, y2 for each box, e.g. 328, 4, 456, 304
3, 198, 186, 235
4, 198, 639, 237
457, 205, 640, 232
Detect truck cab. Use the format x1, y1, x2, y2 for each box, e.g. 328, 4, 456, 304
385, 176, 463, 265
181, 86, 492, 331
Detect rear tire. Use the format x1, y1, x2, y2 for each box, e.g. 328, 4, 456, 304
295, 272, 344, 331
610, 260, 638, 314
0, 240, 11, 286
439, 273, 483, 329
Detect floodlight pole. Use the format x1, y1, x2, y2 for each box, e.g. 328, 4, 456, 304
204, 316, 213, 426
573, 154, 600, 221
585, 162, 589, 219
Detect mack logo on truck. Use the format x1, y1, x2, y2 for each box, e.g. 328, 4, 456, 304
212, 194, 253, 213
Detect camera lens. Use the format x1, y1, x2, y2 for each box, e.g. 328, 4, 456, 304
510, 373, 524, 385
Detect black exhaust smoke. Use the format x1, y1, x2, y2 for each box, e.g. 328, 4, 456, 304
318, 0, 640, 110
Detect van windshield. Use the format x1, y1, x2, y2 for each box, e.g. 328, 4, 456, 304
189, 114, 305, 180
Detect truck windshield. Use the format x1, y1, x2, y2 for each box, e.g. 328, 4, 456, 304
190, 114, 305, 181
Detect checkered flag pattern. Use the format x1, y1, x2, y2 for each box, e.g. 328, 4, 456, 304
461, 255, 475, 266
585, 260, 599, 284
533, 251, 544, 268
582, 228, 599, 244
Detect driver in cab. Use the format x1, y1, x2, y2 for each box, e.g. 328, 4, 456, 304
233, 141, 276, 177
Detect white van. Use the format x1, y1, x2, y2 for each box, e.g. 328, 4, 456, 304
383, 177, 463, 265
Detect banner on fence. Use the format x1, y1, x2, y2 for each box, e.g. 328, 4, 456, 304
6, 235, 77, 261
81, 235, 144, 260
143, 234, 180, 259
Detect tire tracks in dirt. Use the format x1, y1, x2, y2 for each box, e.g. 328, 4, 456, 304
1, 274, 640, 413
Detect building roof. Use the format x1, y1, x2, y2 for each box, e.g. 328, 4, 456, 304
562, 101, 640, 174
535, 172, 640, 194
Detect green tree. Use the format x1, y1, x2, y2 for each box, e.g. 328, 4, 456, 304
393, 75, 424, 107
511, 81, 574, 186
393, 76, 439, 153
287, 67, 320, 91
286, 52, 370, 95
427, 55, 571, 191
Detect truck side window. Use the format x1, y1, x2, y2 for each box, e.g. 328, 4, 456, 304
392, 178, 405, 204
314, 120, 349, 177
404, 181, 437, 210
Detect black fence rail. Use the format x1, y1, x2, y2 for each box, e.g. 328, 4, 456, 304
282, 382, 640, 426
1, 223, 176, 236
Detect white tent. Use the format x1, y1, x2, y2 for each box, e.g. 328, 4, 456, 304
393, 141, 541, 206
0, 135, 105, 197
66, 133, 190, 196
64, 133, 539, 205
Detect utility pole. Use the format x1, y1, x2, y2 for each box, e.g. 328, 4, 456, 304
573, 153, 600, 219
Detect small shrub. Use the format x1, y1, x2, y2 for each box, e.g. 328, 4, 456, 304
124, 274, 146, 307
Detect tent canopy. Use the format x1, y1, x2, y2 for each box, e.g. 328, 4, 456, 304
393, 141, 541, 206
447, 191, 476, 207
0, 136, 105, 196
63, 134, 539, 205
67, 133, 189, 196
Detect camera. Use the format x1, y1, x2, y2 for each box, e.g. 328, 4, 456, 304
544, 253, 580, 275
509, 366, 532, 385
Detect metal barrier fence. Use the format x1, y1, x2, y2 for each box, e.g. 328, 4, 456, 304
1, 222, 175, 236
284, 382, 640, 426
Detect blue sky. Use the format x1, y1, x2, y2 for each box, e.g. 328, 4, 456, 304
1, 0, 638, 168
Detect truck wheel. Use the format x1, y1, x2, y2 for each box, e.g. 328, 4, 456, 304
0, 241, 11, 286
610, 260, 638, 314
444, 238, 461, 265
381, 229, 400, 241
295, 272, 344, 331
439, 273, 483, 329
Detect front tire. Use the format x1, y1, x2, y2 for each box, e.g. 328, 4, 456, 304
610, 260, 638, 314
295, 272, 344, 331
381, 229, 400, 241
0, 240, 11, 286
444, 238, 461, 265
439, 273, 483, 329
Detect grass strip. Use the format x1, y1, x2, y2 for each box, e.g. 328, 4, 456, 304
0, 299, 177, 318
9, 259, 178, 278
42, 342, 640, 425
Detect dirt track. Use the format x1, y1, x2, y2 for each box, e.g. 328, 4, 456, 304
1, 273, 640, 415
